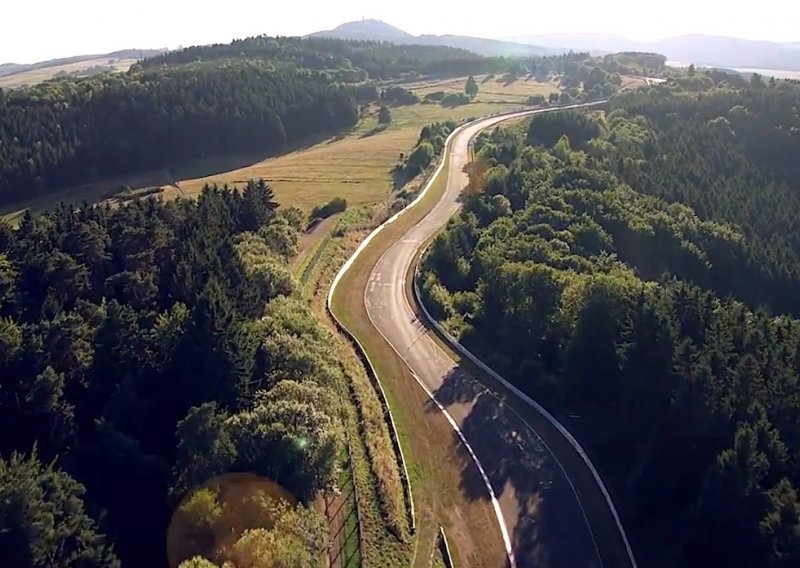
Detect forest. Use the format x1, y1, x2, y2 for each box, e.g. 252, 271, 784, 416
138, 36, 487, 80
419, 74, 800, 566
0, 32, 653, 211
0, 182, 344, 566
0, 62, 359, 206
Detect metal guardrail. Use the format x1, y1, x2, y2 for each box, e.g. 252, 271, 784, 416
438, 526, 455, 568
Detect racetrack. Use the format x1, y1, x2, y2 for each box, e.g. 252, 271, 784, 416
367, 106, 613, 567
331, 103, 634, 567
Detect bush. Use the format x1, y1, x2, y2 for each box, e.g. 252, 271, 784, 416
381, 86, 418, 105
378, 105, 392, 125
406, 142, 435, 173
424, 91, 446, 102
441, 92, 471, 107
527, 94, 546, 106
309, 197, 348, 223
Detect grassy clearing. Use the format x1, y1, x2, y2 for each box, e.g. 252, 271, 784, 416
2, 74, 539, 225
620, 75, 649, 89
330, 151, 507, 567
0, 57, 137, 89
173, 100, 518, 211
406, 73, 559, 104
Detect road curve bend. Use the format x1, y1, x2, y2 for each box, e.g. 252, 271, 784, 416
332, 103, 635, 567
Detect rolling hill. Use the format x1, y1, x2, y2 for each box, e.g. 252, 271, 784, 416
308, 19, 561, 57
0, 48, 168, 88
505, 33, 800, 71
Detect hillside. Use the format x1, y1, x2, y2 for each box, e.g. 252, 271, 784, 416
506, 33, 800, 70
308, 19, 559, 57
311, 18, 412, 41
0, 48, 168, 88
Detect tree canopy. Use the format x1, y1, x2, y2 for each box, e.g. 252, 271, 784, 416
0, 63, 358, 206
0, 181, 346, 566
421, 76, 800, 566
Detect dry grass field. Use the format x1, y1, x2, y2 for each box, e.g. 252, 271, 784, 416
408, 73, 560, 103
0, 57, 136, 89
1, 74, 556, 225
159, 99, 532, 211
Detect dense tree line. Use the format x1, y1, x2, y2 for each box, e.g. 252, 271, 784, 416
606, 82, 800, 315
140, 34, 640, 92
139, 36, 487, 81
0, 182, 346, 566
420, 81, 800, 566
0, 62, 359, 206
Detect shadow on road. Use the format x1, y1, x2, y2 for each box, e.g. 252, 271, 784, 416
426, 366, 600, 568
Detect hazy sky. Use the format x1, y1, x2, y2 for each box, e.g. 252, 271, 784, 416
4, 0, 799, 63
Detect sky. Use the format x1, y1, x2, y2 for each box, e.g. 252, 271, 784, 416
3, 0, 800, 63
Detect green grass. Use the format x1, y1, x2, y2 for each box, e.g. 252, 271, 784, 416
337, 452, 362, 568
296, 234, 332, 286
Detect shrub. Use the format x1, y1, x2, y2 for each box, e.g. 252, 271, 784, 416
441, 92, 471, 107
309, 197, 348, 223
424, 91, 446, 102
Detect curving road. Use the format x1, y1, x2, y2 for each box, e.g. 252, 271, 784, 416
362, 104, 623, 567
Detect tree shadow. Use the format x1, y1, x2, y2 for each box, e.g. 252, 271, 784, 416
391, 165, 417, 192
170, 128, 344, 181
427, 366, 600, 568
358, 124, 388, 139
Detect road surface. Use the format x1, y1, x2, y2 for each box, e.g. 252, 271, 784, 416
364, 106, 612, 567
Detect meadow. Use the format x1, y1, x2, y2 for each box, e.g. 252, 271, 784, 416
0, 57, 136, 89
2, 74, 557, 225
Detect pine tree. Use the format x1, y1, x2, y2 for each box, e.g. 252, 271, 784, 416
0, 451, 120, 567
465, 75, 479, 98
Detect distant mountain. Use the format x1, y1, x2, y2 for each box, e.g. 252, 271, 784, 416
0, 49, 168, 79
312, 19, 412, 42
308, 19, 560, 57
503, 33, 633, 54
504, 33, 800, 71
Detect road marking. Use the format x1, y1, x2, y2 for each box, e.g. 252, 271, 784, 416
408, 370, 518, 568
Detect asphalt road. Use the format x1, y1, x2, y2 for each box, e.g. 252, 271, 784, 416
364, 107, 605, 568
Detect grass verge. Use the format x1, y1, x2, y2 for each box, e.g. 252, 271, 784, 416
305, 222, 412, 566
